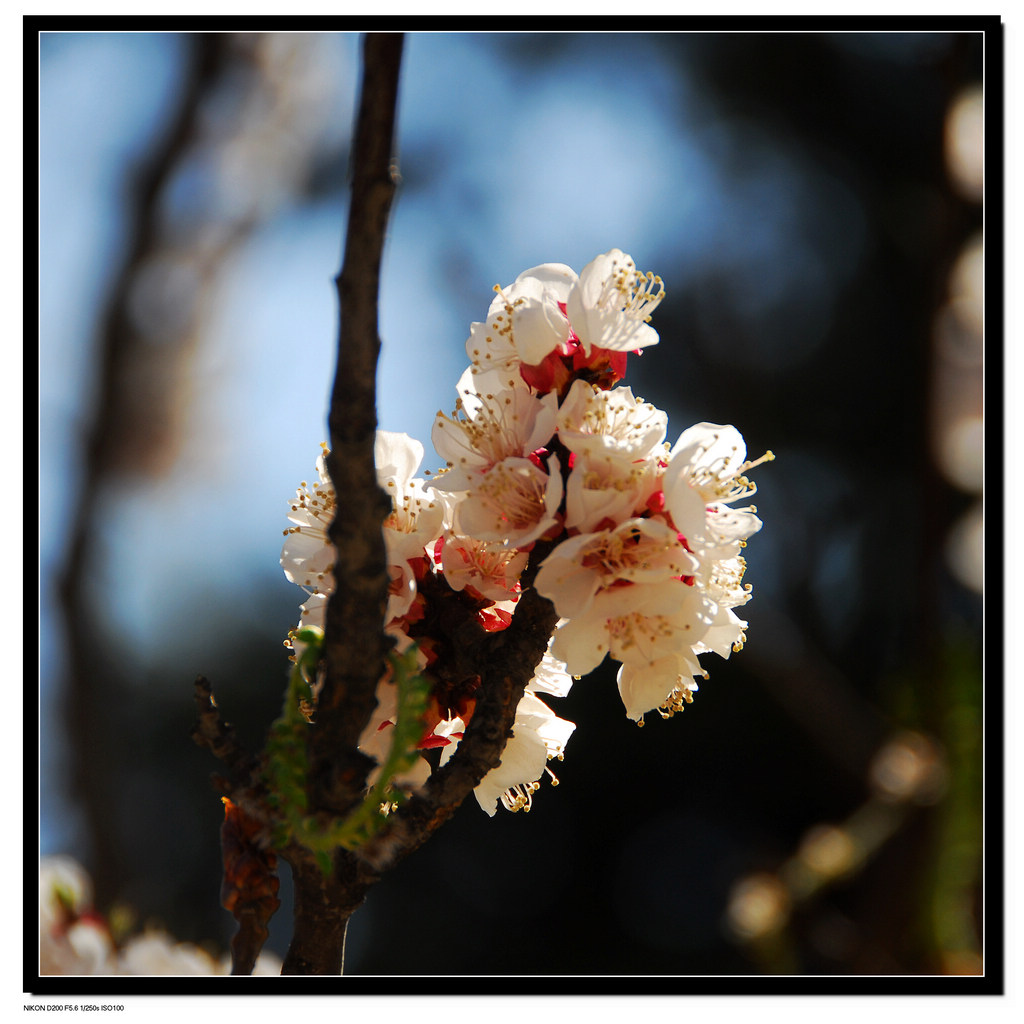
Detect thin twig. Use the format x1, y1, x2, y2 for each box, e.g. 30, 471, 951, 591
191, 676, 257, 782
220, 796, 281, 975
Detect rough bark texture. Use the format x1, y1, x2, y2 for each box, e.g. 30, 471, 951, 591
280, 32, 405, 976
279, 849, 375, 975
312, 32, 405, 819
220, 797, 281, 976
277, 571, 559, 971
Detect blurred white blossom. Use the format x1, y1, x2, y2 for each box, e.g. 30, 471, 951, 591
39, 856, 282, 976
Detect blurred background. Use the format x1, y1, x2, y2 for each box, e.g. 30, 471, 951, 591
39, 30, 986, 976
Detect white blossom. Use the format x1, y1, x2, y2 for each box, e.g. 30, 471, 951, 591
280, 447, 336, 591
564, 448, 661, 533
557, 378, 667, 460
431, 370, 558, 491
116, 932, 222, 976
275, 249, 770, 810
376, 431, 445, 619
454, 454, 563, 548
282, 432, 445, 642
691, 556, 753, 660
440, 533, 528, 601
662, 422, 772, 555
40, 856, 93, 934
549, 578, 715, 681
616, 655, 703, 723
535, 517, 698, 620
565, 248, 665, 354
39, 856, 115, 976
39, 857, 283, 976
465, 263, 578, 388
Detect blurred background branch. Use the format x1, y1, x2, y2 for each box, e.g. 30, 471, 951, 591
47, 30, 351, 939
55, 32, 230, 912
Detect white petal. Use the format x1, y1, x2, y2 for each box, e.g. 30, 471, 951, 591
557, 380, 668, 460
694, 605, 747, 659
534, 532, 603, 619
564, 452, 655, 533
663, 469, 708, 542
465, 318, 519, 381
375, 430, 424, 488
527, 647, 574, 698
550, 615, 609, 677
432, 381, 558, 483
616, 654, 698, 721
455, 455, 562, 548
566, 250, 664, 353
473, 690, 575, 815
511, 297, 571, 365
512, 262, 578, 300
671, 421, 745, 464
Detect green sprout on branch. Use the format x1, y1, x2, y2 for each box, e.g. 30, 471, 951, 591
262, 626, 430, 875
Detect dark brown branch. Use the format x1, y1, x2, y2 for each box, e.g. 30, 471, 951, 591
192, 681, 281, 974
280, 32, 405, 977
228, 910, 272, 976
311, 32, 406, 820
279, 849, 370, 974
357, 555, 560, 871
278, 575, 558, 972
220, 796, 281, 975
191, 676, 258, 783
278, 33, 562, 974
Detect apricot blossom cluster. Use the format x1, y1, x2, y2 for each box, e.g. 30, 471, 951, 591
281, 249, 771, 815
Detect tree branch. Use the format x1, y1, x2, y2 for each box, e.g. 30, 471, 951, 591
277, 34, 562, 974
278, 570, 558, 972
311, 32, 406, 819
367, 541, 560, 864
279, 32, 405, 977
191, 675, 258, 786
358, 579, 559, 871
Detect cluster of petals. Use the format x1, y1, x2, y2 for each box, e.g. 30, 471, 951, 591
536, 417, 770, 721
431, 371, 562, 547
280, 432, 443, 658
281, 430, 573, 813
281, 248, 769, 814
464, 248, 665, 396
557, 379, 667, 531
